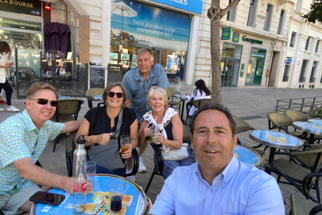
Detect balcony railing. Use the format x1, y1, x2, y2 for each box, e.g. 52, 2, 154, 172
282, 76, 289, 82
310, 77, 316, 83
299, 77, 306, 82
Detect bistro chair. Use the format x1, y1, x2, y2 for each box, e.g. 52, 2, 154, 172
284, 109, 310, 122
232, 116, 265, 156
65, 131, 139, 177
51, 99, 84, 152
85, 88, 105, 108
166, 87, 182, 113
185, 99, 212, 124
290, 172, 322, 215
264, 148, 322, 202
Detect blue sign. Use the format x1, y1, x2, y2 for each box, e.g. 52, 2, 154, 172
285, 58, 292, 65
149, 0, 203, 14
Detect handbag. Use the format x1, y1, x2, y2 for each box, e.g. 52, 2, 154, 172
161, 143, 189, 161
88, 108, 125, 171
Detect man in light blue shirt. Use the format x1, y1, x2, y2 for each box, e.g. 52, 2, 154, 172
149, 103, 284, 215
122, 48, 170, 172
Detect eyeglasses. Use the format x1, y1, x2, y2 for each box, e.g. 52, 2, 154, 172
28, 98, 58, 107
107, 92, 123, 98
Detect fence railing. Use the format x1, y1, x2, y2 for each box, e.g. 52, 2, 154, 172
275, 96, 322, 117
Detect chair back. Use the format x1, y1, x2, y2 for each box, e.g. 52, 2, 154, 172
183, 125, 191, 144
54, 99, 84, 122
166, 87, 179, 98
267, 112, 293, 129
292, 148, 322, 171
284, 109, 310, 122
86, 88, 104, 108
233, 116, 255, 134
191, 99, 211, 109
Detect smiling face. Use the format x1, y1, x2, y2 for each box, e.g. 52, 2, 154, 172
105, 86, 123, 108
148, 92, 165, 113
137, 51, 154, 76
26, 89, 57, 129
191, 110, 237, 177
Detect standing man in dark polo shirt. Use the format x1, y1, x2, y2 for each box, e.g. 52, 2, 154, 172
122, 48, 170, 172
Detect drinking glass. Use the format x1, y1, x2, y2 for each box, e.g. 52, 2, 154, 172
120, 134, 130, 155
85, 161, 96, 190
109, 178, 126, 212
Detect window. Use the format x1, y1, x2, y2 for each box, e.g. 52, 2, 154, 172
305, 37, 310, 51
299, 60, 307, 82
309, 62, 317, 83
296, 0, 303, 12
289, 32, 297, 47
316, 40, 320, 53
263, 4, 273, 31
247, 0, 257, 27
277, 10, 286, 35
227, 0, 237, 22
282, 58, 292, 82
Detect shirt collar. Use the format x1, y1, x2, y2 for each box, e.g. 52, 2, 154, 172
20, 109, 51, 132
133, 65, 155, 81
194, 155, 239, 187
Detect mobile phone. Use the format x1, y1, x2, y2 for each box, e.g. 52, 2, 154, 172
29, 191, 65, 206
7, 62, 14, 66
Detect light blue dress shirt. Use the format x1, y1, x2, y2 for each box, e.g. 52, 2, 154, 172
121, 63, 170, 122
150, 156, 284, 215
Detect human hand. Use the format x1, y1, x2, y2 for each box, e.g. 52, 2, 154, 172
98, 133, 112, 146
86, 179, 93, 195
120, 145, 132, 159
144, 124, 150, 137
153, 133, 163, 144
185, 93, 189, 96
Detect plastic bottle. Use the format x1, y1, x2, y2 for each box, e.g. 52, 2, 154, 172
73, 160, 87, 214
73, 135, 87, 176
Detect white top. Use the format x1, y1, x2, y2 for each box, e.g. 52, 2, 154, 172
186, 89, 211, 116
56, 67, 66, 76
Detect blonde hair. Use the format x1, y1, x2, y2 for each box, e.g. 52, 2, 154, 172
147, 86, 168, 102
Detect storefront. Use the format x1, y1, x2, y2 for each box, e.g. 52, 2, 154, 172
109, 0, 203, 83
246, 48, 266, 85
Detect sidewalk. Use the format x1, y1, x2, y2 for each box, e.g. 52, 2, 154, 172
2, 86, 322, 214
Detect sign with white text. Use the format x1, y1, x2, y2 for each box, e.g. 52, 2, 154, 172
149, 0, 203, 14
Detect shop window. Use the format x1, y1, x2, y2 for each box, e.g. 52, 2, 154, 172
226, 0, 237, 22
289, 32, 297, 47
247, 0, 257, 27
263, 4, 273, 31
277, 10, 286, 35
309, 62, 317, 83
315, 40, 320, 53
299, 60, 307, 83
296, 0, 303, 12
305, 37, 311, 51
0, 17, 41, 31
282, 60, 291, 82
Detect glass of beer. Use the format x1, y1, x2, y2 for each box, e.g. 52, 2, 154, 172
109, 178, 126, 212
120, 134, 129, 155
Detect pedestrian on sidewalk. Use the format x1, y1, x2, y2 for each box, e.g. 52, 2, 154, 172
0, 41, 19, 112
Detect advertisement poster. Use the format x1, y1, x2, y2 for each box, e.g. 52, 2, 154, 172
110, 53, 118, 60
111, 0, 191, 52
166, 55, 178, 74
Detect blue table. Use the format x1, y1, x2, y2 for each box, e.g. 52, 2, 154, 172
308, 119, 322, 126
58, 96, 75, 100
93, 95, 103, 101
31, 174, 147, 215
233, 145, 262, 167
293, 121, 322, 144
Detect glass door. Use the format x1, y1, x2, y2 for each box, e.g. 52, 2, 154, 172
221, 58, 239, 87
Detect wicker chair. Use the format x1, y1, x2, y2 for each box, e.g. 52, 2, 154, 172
166, 87, 182, 113
185, 99, 212, 124
85, 88, 105, 108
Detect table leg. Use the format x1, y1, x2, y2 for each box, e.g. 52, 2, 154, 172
181, 99, 185, 122
309, 133, 315, 144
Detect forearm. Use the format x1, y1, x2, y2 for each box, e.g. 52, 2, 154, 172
129, 138, 138, 148
63, 120, 82, 133
162, 139, 181, 150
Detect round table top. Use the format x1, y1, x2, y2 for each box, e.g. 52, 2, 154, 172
32, 174, 147, 215
174, 93, 186, 99
308, 119, 322, 126
58, 96, 74, 100
249, 130, 303, 150
93, 95, 103, 100
233, 145, 262, 167
293, 121, 322, 136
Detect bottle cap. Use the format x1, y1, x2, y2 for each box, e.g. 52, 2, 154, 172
76, 135, 86, 145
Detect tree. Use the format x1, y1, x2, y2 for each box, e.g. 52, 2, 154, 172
207, 0, 241, 103
303, 0, 322, 23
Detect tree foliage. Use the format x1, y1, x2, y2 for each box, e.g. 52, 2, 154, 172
303, 0, 322, 23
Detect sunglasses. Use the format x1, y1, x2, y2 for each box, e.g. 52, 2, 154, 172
29, 98, 58, 107
107, 92, 123, 98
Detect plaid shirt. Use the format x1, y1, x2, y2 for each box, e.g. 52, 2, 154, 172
0, 110, 65, 195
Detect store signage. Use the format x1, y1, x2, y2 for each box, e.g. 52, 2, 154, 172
285, 58, 292, 65
242, 36, 263, 45
240, 64, 244, 76
233, 32, 240, 43
221, 27, 231, 40
149, 0, 203, 14
0, 0, 41, 16
251, 52, 266, 58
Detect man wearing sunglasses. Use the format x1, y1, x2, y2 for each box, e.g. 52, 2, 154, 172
122, 48, 170, 172
0, 83, 93, 214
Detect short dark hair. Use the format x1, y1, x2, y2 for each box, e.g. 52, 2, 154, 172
102, 82, 127, 104
0, 41, 10, 54
189, 103, 236, 137
26, 82, 59, 99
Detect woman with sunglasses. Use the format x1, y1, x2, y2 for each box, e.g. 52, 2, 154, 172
75, 82, 138, 178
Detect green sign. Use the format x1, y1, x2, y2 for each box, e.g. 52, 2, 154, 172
0, 0, 41, 16
240, 64, 244, 76
233, 32, 240, 43
242, 36, 263, 45
221, 27, 231, 40
251, 52, 266, 58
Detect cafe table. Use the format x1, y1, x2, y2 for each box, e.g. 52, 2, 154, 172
174, 94, 186, 121
31, 174, 147, 215
308, 118, 322, 126
293, 121, 322, 144
233, 145, 262, 168
58, 96, 75, 100
93, 95, 103, 101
